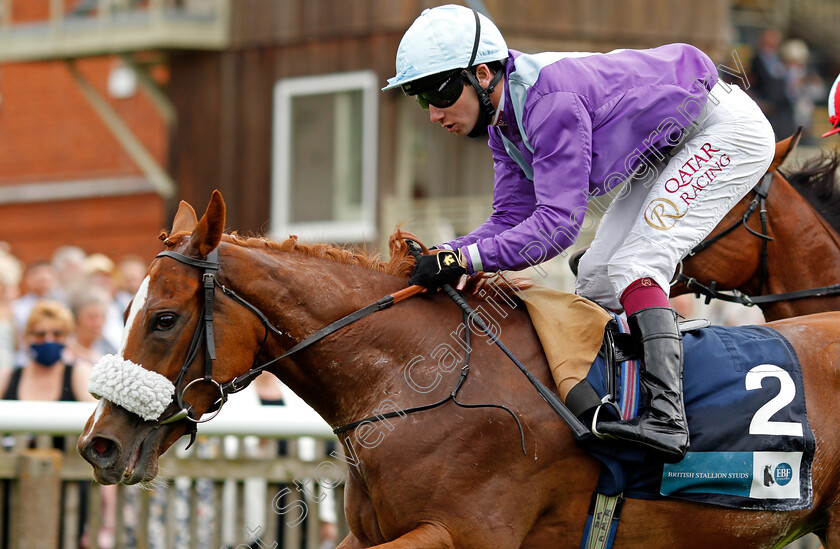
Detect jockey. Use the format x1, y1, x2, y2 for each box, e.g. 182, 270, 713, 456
384, 4, 775, 461
822, 74, 840, 138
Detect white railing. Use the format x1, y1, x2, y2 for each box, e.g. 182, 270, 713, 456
0, 397, 346, 549
0, 399, 335, 438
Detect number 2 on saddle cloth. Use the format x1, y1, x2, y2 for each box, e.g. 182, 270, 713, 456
569, 316, 814, 512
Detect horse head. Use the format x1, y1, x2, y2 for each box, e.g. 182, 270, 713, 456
78, 190, 267, 484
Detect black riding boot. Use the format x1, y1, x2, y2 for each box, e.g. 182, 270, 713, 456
596, 307, 689, 462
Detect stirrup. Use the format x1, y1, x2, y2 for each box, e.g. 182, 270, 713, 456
591, 397, 622, 439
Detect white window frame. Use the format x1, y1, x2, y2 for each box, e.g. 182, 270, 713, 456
271, 70, 379, 243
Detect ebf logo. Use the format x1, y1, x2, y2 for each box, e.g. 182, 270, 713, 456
774, 463, 793, 486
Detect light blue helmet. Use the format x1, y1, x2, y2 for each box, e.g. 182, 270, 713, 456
383, 4, 508, 91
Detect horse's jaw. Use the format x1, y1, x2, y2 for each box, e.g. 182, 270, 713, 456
78, 400, 181, 485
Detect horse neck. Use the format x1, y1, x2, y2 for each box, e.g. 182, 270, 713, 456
761, 174, 840, 319
223, 243, 418, 427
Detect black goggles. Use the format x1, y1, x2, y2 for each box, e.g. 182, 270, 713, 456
404, 70, 465, 110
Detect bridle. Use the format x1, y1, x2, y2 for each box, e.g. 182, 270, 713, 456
150, 248, 423, 447
673, 173, 840, 306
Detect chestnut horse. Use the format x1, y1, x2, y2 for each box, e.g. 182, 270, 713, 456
673, 149, 840, 321
79, 191, 840, 548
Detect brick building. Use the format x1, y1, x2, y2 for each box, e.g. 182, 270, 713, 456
0, 0, 834, 273
0, 1, 171, 265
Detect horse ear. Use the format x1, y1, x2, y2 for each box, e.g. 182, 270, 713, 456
185, 190, 226, 258
171, 201, 198, 234
768, 126, 803, 172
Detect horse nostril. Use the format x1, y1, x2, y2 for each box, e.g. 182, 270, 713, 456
86, 436, 119, 466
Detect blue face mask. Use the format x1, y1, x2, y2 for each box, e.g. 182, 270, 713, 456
29, 342, 65, 367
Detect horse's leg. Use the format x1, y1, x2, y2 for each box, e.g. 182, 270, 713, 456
366, 523, 454, 548
337, 532, 368, 549
335, 524, 454, 549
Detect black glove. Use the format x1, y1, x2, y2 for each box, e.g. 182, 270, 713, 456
409, 250, 466, 290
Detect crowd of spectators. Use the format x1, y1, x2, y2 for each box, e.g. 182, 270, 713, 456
748, 28, 829, 145
0, 245, 143, 549
0, 246, 148, 375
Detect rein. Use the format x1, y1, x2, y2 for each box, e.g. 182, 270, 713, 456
333, 311, 528, 455
674, 173, 840, 306
152, 248, 529, 451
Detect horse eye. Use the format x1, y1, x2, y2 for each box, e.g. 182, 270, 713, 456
155, 314, 177, 330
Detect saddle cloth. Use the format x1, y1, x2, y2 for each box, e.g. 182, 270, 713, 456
584, 321, 815, 511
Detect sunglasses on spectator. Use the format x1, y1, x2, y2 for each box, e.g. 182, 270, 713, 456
406, 71, 466, 110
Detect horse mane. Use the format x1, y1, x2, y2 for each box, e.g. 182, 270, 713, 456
159, 227, 533, 297
780, 149, 840, 233
223, 231, 419, 278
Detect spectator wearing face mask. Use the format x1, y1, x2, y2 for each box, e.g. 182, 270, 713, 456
0, 300, 90, 402
0, 300, 117, 549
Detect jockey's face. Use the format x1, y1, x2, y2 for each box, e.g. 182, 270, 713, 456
428, 82, 480, 137
427, 64, 500, 137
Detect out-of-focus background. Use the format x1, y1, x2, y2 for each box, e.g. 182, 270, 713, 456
0, 1, 835, 275
0, 1, 835, 548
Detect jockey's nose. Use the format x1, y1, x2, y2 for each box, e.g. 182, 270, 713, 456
429, 105, 445, 123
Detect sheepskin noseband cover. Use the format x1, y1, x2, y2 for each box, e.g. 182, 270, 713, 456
88, 354, 176, 421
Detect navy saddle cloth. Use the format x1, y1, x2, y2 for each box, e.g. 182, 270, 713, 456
582, 323, 815, 511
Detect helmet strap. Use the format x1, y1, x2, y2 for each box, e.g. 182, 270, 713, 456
463, 10, 505, 139
465, 67, 503, 138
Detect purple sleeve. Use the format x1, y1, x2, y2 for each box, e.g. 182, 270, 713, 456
463, 92, 593, 273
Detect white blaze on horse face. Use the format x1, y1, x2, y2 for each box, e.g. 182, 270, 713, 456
88, 275, 174, 421
80, 399, 108, 446
120, 276, 150, 356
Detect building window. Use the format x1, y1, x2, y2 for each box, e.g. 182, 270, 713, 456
271, 71, 378, 243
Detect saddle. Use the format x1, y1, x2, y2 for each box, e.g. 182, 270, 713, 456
573, 319, 814, 511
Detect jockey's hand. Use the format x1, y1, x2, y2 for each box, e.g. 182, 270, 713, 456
409, 249, 467, 291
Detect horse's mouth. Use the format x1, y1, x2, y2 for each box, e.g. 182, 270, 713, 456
121, 433, 160, 485
82, 431, 156, 485
80, 417, 170, 485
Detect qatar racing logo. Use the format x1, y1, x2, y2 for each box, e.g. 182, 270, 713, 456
644, 197, 686, 230
644, 142, 731, 231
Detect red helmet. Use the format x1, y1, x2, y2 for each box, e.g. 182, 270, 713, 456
823, 74, 840, 138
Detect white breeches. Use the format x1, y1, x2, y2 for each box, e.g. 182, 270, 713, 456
575, 82, 775, 310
